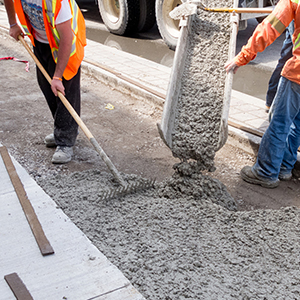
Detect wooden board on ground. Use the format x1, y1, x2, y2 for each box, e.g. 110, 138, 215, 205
0, 146, 54, 256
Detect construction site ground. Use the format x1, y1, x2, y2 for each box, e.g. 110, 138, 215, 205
1, 5, 300, 299
1, 21, 299, 210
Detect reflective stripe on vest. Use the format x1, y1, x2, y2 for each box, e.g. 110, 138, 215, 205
291, 0, 299, 49
21, 24, 32, 37
294, 33, 300, 50
44, 0, 77, 62
265, 13, 286, 34
69, 0, 78, 56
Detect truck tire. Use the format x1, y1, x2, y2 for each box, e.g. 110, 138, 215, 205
155, 0, 181, 50
98, 0, 139, 35
138, 0, 156, 32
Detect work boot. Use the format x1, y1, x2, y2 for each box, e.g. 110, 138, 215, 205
52, 146, 73, 164
240, 166, 279, 188
44, 133, 56, 148
278, 172, 292, 181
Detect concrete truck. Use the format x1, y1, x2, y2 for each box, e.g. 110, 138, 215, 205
97, 0, 279, 50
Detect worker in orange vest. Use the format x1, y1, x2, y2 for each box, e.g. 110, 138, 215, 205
225, 0, 300, 188
4, 0, 86, 164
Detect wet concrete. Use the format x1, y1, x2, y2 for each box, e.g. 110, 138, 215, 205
170, 10, 233, 168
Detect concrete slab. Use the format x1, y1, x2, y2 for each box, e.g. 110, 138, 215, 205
0, 145, 145, 300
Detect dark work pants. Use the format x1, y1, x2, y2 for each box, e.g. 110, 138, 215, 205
33, 39, 80, 147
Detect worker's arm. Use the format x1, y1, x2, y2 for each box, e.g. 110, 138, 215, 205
3, 0, 23, 40
226, 0, 294, 73
51, 19, 73, 97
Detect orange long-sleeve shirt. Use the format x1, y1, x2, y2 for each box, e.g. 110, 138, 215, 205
235, 0, 300, 84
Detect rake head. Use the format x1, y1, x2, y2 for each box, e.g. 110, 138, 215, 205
99, 178, 156, 201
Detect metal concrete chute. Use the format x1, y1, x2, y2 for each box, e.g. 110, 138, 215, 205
157, 13, 194, 150
157, 0, 239, 161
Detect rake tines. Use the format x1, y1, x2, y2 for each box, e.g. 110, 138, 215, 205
99, 178, 156, 201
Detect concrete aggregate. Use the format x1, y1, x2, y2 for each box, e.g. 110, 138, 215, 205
172, 0, 233, 170
37, 169, 300, 300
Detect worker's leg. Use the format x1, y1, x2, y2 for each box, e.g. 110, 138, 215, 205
33, 40, 57, 118
280, 117, 300, 175
33, 39, 80, 147
253, 77, 300, 180
266, 21, 294, 108
53, 68, 81, 147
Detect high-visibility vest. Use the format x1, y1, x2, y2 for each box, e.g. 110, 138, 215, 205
14, 0, 86, 80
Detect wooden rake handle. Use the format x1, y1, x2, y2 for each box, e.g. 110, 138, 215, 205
204, 7, 273, 13
18, 35, 126, 186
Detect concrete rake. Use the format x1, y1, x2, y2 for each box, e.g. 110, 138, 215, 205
18, 35, 155, 199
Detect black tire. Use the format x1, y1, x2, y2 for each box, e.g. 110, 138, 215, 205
138, 0, 156, 32
155, 0, 181, 50
98, 0, 139, 36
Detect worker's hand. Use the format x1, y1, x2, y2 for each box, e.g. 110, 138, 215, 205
225, 59, 239, 74
9, 24, 23, 41
51, 78, 65, 97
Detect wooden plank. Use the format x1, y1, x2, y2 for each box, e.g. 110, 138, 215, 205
228, 120, 264, 138
0, 146, 54, 256
228, 120, 300, 152
4, 273, 33, 300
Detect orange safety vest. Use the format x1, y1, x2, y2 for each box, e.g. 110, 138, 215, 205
14, 0, 86, 80
235, 0, 300, 85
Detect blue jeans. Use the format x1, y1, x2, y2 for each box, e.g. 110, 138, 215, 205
266, 21, 294, 108
253, 77, 300, 180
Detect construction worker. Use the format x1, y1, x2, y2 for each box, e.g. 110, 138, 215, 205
225, 0, 300, 188
4, 0, 86, 164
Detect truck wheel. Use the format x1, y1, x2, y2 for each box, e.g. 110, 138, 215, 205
155, 0, 181, 50
98, 0, 139, 35
138, 0, 156, 32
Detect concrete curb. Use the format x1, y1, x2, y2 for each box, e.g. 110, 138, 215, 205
81, 61, 165, 109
